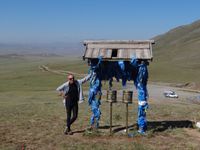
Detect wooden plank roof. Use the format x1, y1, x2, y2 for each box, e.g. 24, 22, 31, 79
83, 40, 154, 60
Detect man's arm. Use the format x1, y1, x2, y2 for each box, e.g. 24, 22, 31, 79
56, 82, 68, 96
78, 72, 92, 84
78, 56, 102, 85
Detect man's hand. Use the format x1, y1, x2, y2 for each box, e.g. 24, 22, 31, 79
58, 92, 68, 99
58, 91, 64, 97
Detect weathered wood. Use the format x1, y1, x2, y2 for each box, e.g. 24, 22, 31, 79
91, 48, 99, 57
83, 40, 154, 60
118, 49, 128, 58
87, 43, 150, 49
84, 40, 155, 44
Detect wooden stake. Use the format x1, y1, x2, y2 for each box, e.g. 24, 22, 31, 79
126, 103, 128, 135
110, 102, 112, 135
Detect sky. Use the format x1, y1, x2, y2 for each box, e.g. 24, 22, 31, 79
0, 0, 200, 43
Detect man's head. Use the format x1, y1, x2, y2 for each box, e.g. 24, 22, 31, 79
67, 74, 75, 84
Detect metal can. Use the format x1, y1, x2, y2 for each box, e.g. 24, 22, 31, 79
122, 91, 133, 103
106, 90, 117, 103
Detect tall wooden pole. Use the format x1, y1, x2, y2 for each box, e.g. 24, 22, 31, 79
126, 103, 128, 135
110, 102, 112, 135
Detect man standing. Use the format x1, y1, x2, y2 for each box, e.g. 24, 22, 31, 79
56, 73, 91, 135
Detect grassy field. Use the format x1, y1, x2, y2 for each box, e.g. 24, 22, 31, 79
149, 59, 200, 84
0, 55, 200, 150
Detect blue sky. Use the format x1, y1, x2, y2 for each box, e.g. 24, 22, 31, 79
0, 0, 200, 43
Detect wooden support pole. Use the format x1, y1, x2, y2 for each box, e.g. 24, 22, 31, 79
110, 102, 113, 135
126, 103, 128, 135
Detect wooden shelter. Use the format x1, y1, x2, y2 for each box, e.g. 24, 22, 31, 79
83, 40, 154, 61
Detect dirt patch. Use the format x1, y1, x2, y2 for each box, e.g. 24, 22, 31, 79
174, 82, 200, 91
39, 65, 86, 77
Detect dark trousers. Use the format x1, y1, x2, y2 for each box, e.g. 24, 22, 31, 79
65, 102, 78, 131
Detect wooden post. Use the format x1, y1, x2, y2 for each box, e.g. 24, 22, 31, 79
126, 103, 128, 135
110, 102, 112, 135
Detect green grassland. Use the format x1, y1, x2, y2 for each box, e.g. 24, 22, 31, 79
1, 55, 200, 150
149, 59, 200, 83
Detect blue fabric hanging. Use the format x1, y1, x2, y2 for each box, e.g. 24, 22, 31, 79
135, 62, 149, 134
87, 56, 149, 133
90, 99, 101, 128
88, 57, 102, 128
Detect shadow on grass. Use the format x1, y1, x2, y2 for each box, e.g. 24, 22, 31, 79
73, 120, 194, 135
72, 125, 121, 134
147, 120, 194, 133
72, 129, 85, 134
99, 125, 121, 129
112, 120, 194, 134
113, 124, 137, 133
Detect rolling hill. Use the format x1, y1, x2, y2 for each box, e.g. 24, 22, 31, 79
149, 19, 200, 85
153, 20, 200, 63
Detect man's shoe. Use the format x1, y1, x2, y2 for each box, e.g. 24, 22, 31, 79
64, 127, 69, 135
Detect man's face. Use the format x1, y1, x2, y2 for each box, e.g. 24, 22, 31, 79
68, 75, 74, 84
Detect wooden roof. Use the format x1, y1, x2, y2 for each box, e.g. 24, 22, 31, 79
83, 40, 154, 60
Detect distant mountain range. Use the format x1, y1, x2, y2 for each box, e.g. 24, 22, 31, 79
0, 42, 83, 56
